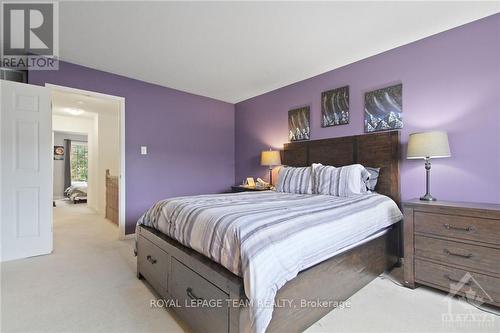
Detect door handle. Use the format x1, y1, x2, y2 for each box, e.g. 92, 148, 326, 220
146, 255, 157, 264
444, 249, 473, 259
444, 274, 471, 286
186, 287, 204, 301
443, 224, 475, 232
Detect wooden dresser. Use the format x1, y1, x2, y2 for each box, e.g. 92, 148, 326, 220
403, 199, 500, 307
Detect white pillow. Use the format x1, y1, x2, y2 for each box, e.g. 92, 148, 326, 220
275, 166, 313, 194
313, 164, 370, 196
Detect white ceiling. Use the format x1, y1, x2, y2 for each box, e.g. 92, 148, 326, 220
58, 1, 499, 103
52, 90, 120, 118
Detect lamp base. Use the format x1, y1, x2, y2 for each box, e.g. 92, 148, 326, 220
420, 193, 437, 201
420, 158, 437, 201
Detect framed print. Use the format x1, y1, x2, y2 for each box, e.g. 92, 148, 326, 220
321, 86, 349, 127
364, 83, 403, 132
54, 145, 64, 160
288, 106, 310, 141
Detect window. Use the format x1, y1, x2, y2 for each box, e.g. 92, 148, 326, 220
71, 142, 88, 182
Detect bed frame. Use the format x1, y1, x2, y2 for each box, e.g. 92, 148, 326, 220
137, 131, 402, 333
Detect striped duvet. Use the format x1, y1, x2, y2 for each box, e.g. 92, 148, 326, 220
137, 191, 402, 333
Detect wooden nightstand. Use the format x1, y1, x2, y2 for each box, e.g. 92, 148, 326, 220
403, 199, 500, 307
231, 185, 271, 193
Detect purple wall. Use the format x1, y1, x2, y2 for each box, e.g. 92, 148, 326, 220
30, 62, 235, 234
235, 14, 500, 204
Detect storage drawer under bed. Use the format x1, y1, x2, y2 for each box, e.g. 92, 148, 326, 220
137, 235, 169, 297
170, 257, 230, 333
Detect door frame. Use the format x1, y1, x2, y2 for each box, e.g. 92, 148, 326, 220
46, 84, 127, 239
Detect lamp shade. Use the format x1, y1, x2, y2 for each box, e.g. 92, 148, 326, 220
261, 150, 281, 166
407, 131, 451, 159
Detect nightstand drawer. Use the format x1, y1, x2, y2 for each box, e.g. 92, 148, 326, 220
414, 211, 500, 245
415, 235, 500, 275
415, 259, 500, 306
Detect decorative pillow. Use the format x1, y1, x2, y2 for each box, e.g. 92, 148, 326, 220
313, 164, 370, 196
365, 167, 380, 191
275, 166, 313, 194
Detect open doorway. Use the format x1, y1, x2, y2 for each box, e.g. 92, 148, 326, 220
50, 85, 126, 238
53, 131, 88, 204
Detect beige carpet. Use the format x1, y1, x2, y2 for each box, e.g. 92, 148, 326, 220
1, 201, 498, 332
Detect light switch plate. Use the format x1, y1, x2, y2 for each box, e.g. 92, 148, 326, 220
141, 146, 147, 155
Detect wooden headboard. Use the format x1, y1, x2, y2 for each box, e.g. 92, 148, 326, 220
283, 131, 401, 205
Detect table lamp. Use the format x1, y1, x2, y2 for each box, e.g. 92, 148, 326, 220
407, 131, 451, 201
260, 150, 281, 185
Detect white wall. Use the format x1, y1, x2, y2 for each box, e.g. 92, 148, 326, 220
96, 111, 120, 215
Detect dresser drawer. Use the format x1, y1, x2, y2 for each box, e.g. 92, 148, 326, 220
415, 235, 500, 276
415, 259, 500, 306
414, 211, 500, 245
170, 258, 229, 333
137, 235, 169, 297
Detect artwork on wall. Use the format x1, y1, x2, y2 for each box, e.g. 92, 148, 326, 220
321, 86, 349, 127
288, 106, 310, 141
54, 145, 64, 160
364, 83, 403, 132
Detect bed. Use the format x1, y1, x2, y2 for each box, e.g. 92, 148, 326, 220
136, 131, 402, 333
64, 181, 88, 203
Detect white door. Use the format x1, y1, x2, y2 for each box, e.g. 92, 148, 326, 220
1, 80, 52, 261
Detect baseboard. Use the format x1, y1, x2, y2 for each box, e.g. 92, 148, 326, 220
121, 232, 136, 240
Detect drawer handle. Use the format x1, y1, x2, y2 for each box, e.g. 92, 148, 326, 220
186, 287, 204, 301
146, 255, 157, 264
444, 249, 473, 259
444, 274, 471, 286
443, 224, 475, 232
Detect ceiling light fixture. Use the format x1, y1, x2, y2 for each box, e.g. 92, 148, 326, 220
64, 108, 84, 116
